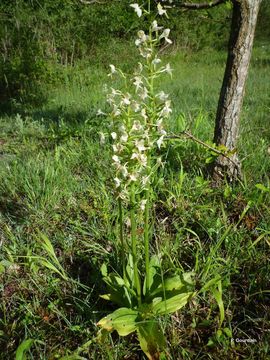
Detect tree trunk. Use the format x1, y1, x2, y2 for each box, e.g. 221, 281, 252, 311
211, 0, 261, 183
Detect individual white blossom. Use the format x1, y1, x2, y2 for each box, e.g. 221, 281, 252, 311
99, 132, 106, 144
119, 124, 126, 133
139, 153, 148, 167
120, 132, 128, 143
141, 175, 150, 186
141, 108, 148, 121
164, 63, 173, 76
157, 3, 167, 16
152, 20, 163, 32
129, 173, 138, 182
120, 165, 129, 177
139, 87, 148, 100
160, 100, 172, 117
159, 29, 172, 44
152, 57, 162, 65
131, 120, 143, 132
157, 135, 165, 149
130, 152, 147, 167
135, 139, 146, 152
140, 199, 147, 211
131, 152, 139, 160
108, 64, 117, 77
112, 154, 120, 163
111, 132, 117, 140
131, 101, 140, 112
113, 144, 124, 153
121, 94, 131, 106
114, 177, 121, 188
139, 47, 152, 59
130, 3, 142, 17
125, 217, 131, 228
112, 106, 121, 117
156, 91, 169, 101
133, 76, 143, 92
135, 30, 148, 46
97, 109, 107, 116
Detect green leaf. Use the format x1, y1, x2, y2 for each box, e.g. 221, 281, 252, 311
137, 320, 166, 360
255, 183, 269, 192
200, 275, 221, 293
212, 280, 225, 326
225, 0, 233, 10
16, 339, 35, 360
100, 263, 107, 277
150, 272, 194, 298
97, 308, 139, 336
223, 327, 232, 338
126, 253, 134, 286
152, 292, 194, 315
143, 255, 161, 296
101, 273, 133, 307
205, 156, 215, 164
38, 258, 68, 281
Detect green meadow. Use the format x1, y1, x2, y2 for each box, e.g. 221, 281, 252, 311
0, 39, 270, 359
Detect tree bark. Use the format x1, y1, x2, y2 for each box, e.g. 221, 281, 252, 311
211, 0, 262, 183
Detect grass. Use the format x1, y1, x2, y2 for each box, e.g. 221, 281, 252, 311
0, 41, 270, 359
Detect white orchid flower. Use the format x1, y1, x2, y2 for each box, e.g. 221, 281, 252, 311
131, 120, 143, 132
160, 100, 172, 117
159, 29, 172, 44
112, 155, 120, 163
139, 87, 148, 100
108, 64, 117, 77
157, 3, 167, 16
152, 20, 163, 32
114, 177, 121, 188
120, 133, 128, 143
141, 108, 148, 121
111, 132, 117, 140
130, 3, 142, 17
99, 132, 106, 144
131, 101, 140, 112
140, 199, 147, 211
97, 109, 106, 116
157, 135, 165, 149
156, 91, 168, 101
129, 173, 138, 182
133, 76, 143, 92
152, 57, 162, 65
135, 139, 146, 152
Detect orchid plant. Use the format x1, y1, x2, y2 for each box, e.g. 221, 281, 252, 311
97, 2, 199, 359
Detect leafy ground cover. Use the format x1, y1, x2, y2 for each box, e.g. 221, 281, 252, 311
0, 44, 269, 359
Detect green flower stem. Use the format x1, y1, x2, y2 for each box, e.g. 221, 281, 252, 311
130, 184, 141, 305
118, 197, 126, 282
144, 186, 150, 295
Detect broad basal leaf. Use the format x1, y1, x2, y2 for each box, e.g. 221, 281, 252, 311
143, 255, 162, 296
137, 320, 166, 360
97, 308, 139, 336
152, 292, 194, 315
101, 273, 133, 307
150, 272, 194, 298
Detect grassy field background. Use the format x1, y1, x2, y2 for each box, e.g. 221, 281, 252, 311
0, 41, 270, 359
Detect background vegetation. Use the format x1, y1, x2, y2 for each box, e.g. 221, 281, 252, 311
0, 0, 269, 359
